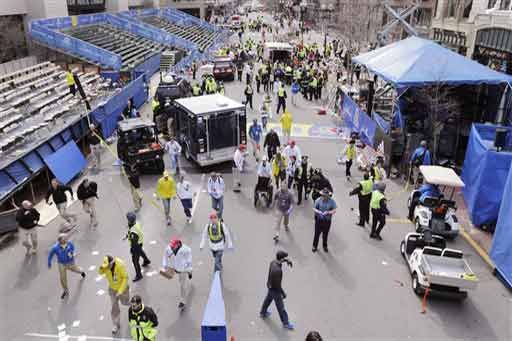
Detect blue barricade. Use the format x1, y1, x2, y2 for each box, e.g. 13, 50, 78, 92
133, 53, 161, 81
340, 94, 377, 147
201, 271, 227, 341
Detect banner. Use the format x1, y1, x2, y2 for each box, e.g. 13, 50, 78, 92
340, 93, 377, 147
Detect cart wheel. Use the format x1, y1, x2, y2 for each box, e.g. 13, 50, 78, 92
415, 218, 423, 233
412, 273, 424, 295
254, 193, 258, 207
400, 240, 406, 258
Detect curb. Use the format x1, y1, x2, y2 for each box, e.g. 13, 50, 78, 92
460, 227, 495, 270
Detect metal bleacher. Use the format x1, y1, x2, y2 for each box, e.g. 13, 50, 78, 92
140, 15, 221, 51
63, 24, 170, 72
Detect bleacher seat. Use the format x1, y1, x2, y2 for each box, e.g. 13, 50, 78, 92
62, 24, 170, 71
140, 16, 221, 51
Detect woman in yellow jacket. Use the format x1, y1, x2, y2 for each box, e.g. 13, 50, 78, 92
99, 255, 130, 334
272, 151, 287, 188
280, 110, 293, 144
344, 139, 357, 180
155, 170, 176, 226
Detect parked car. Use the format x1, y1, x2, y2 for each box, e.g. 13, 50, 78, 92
213, 57, 235, 81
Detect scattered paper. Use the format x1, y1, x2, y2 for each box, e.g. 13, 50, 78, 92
198, 261, 203, 266
59, 336, 69, 341
99, 315, 105, 321
91, 251, 99, 256
146, 271, 158, 277
88, 265, 96, 271
250, 321, 255, 326
72, 320, 80, 327
381, 261, 388, 266
201, 190, 207, 193
58, 331, 66, 337
78, 336, 87, 341
96, 289, 105, 296
58, 324, 66, 331
95, 275, 103, 282
47, 307, 52, 311
149, 240, 157, 245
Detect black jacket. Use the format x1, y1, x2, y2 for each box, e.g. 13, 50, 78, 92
77, 181, 98, 201
126, 166, 141, 189
264, 132, 280, 149
128, 305, 158, 339
15, 208, 40, 230
46, 185, 73, 205
267, 260, 285, 295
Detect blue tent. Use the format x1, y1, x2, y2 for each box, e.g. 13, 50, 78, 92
490, 164, 512, 288
353, 37, 512, 88
461, 124, 512, 226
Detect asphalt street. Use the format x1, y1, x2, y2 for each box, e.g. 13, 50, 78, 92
0, 13, 511, 341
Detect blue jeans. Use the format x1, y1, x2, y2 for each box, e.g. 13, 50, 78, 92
211, 196, 224, 219
260, 288, 289, 325
180, 198, 192, 217
212, 250, 224, 272
169, 154, 179, 174
162, 198, 171, 219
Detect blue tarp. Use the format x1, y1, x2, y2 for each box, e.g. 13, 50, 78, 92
353, 37, 512, 88
340, 93, 377, 146
43, 141, 87, 185
461, 124, 512, 226
490, 164, 512, 288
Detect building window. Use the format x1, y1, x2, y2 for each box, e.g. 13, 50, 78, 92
488, 0, 498, 9
463, 0, 473, 18
447, 0, 456, 17
500, 0, 511, 10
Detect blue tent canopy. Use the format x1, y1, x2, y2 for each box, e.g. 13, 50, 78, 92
353, 37, 512, 88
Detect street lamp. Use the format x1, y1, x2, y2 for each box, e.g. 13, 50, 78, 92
299, 1, 307, 43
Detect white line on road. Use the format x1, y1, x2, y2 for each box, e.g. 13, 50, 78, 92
189, 173, 205, 223
24, 333, 132, 341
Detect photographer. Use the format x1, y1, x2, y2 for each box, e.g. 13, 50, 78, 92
259, 250, 295, 330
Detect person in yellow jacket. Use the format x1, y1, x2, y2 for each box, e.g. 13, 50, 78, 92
155, 170, 176, 226
66, 70, 76, 96
99, 255, 130, 335
128, 295, 158, 341
280, 110, 293, 144
272, 151, 287, 188
344, 139, 357, 180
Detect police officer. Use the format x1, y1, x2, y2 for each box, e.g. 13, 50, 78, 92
151, 95, 160, 116
276, 84, 287, 114
125, 212, 151, 282
192, 82, 202, 96
309, 75, 317, 101
296, 155, 312, 205
349, 173, 373, 227
370, 182, 390, 240
128, 295, 158, 341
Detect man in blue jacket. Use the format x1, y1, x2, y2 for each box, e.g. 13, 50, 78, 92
409, 140, 432, 184
48, 234, 86, 299
249, 119, 263, 160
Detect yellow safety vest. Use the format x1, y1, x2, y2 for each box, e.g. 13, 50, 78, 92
278, 88, 285, 97
128, 222, 144, 245
219, 87, 225, 95
192, 86, 201, 96
310, 78, 318, 88
360, 179, 373, 196
370, 190, 385, 209
208, 222, 224, 242
129, 306, 157, 341
346, 145, 356, 160
151, 99, 159, 112
373, 166, 382, 181
66, 72, 75, 86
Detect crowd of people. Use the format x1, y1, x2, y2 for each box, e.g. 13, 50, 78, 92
8, 8, 412, 341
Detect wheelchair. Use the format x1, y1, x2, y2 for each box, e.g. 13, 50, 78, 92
254, 176, 273, 208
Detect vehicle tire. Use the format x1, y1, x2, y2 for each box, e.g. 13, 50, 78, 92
407, 197, 411, 209
400, 240, 406, 258
156, 159, 165, 174
415, 218, 423, 233
254, 195, 258, 208
183, 145, 192, 161
412, 273, 424, 296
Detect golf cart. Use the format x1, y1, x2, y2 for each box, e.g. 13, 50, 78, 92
400, 232, 478, 299
117, 118, 165, 174
407, 166, 465, 239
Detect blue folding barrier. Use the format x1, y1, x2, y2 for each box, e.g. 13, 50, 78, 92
201, 271, 227, 341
